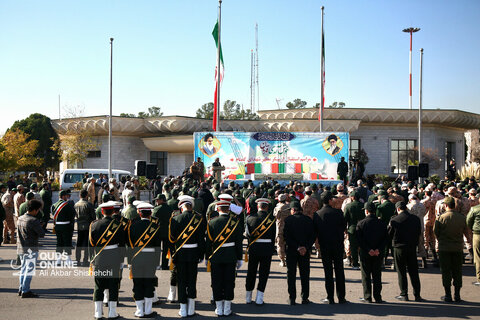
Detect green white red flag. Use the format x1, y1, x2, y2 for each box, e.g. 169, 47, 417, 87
212, 21, 224, 131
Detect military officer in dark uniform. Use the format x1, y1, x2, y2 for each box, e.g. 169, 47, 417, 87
388, 201, 423, 302
52, 190, 76, 266
245, 198, 276, 305
283, 203, 316, 305
169, 195, 206, 317
153, 193, 173, 270
89, 201, 126, 320
356, 201, 388, 303
127, 202, 160, 318
206, 197, 243, 317
344, 191, 366, 269
315, 191, 347, 304
376, 193, 396, 265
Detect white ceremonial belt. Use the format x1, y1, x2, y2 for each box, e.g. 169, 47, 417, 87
142, 248, 155, 253
182, 243, 198, 248
221, 242, 235, 248
103, 244, 119, 250
55, 221, 70, 225
255, 239, 271, 243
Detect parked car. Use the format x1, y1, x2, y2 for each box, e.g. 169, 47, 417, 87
59, 168, 131, 190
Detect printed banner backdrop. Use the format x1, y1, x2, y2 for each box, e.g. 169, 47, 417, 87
194, 132, 349, 181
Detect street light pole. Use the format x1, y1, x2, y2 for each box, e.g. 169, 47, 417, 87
418, 48, 423, 180
108, 38, 113, 179
402, 27, 420, 110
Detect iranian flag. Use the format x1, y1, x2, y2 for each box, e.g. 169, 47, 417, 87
212, 21, 224, 131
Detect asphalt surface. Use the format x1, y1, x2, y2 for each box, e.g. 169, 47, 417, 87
0, 224, 479, 320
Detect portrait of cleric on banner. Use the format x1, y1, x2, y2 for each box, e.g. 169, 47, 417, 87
322, 134, 343, 156
199, 133, 221, 157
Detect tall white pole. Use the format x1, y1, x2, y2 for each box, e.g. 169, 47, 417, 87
255, 23, 259, 111
215, 0, 222, 132
320, 6, 324, 132
409, 31, 412, 110
418, 48, 423, 167
58, 94, 61, 120
108, 38, 113, 178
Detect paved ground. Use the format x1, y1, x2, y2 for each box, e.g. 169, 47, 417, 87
0, 225, 479, 320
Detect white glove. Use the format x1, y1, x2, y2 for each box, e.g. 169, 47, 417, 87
236, 260, 243, 269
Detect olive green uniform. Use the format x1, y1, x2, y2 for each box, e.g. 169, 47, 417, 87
344, 200, 366, 268
153, 203, 173, 270
51, 199, 75, 255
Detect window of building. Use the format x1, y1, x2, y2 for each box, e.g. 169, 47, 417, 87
87, 150, 101, 158
150, 151, 168, 175
350, 139, 361, 159
391, 139, 417, 174
445, 141, 456, 171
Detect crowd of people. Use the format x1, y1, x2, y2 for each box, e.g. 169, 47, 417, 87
1, 170, 480, 319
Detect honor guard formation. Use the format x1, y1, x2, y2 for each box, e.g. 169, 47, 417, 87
2, 169, 480, 319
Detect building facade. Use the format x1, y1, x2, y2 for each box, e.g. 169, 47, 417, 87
52, 108, 480, 179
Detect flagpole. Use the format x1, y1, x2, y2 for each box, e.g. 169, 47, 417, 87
108, 37, 113, 179
320, 6, 325, 132
216, 0, 222, 132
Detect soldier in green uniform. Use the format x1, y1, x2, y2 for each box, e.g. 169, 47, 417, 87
39, 182, 52, 230
89, 201, 126, 320
74, 190, 96, 267
52, 190, 76, 266
344, 191, 366, 269
376, 193, 396, 265
245, 198, 276, 305
122, 196, 138, 221
152, 194, 173, 270
169, 195, 205, 317
0, 184, 6, 245
18, 192, 35, 217
206, 197, 243, 317
127, 202, 160, 318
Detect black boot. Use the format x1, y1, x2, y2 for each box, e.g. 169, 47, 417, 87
441, 286, 452, 302
454, 287, 462, 303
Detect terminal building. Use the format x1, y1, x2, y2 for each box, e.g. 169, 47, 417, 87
52, 107, 480, 179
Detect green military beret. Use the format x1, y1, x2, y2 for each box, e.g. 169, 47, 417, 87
378, 190, 387, 196
26, 192, 35, 200
289, 201, 301, 209
128, 196, 136, 203
59, 190, 68, 197
349, 190, 357, 197
30, 183, 37, 189
443, 196, 455, 207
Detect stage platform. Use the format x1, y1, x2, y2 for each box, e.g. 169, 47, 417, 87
222, 179, 343, 187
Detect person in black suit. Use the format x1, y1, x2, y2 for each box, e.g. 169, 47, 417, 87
283, 203, 315, 305
356, 201, 388, 303
315, 191, 347, 304
388, 201, 423, 302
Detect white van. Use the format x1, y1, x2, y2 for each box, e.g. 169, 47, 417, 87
60, 169, 131, 190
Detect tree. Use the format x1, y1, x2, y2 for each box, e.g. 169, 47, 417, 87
0, 129, 40, 172
120, 106, 164, 118
222, 100, 241, 119
9, 113, 60, 172
196, 102, 214, 119
285, 98, 307, 109
236, 109, 260, 120
329, 101, 345, 108
56, 130, 99, 169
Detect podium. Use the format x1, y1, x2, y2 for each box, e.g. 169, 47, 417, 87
212, 165, 225, 182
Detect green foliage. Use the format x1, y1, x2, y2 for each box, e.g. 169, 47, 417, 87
429, 174, 440, 185
196, 102, 214, 119
195, 101, 259, 120
51, 181, 60, 191
353, 148, 369, 165
374, 174, 395, 189
285, 98, 307, 109
120, 106, 163, 118
9, 113, 60, 171
329, 102, 346, 108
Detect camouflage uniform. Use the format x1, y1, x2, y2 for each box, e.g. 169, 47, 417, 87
421, 196, 437, 253
455, 196, 472, 250
1, 191, 16, 243
408, 201, 427, 258
300, 195, 319, 219
273, 202, 290, 264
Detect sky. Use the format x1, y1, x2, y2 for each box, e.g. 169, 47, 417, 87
1, 0, 479, 133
